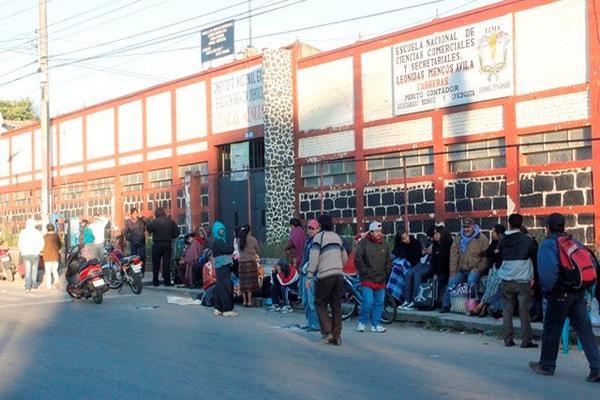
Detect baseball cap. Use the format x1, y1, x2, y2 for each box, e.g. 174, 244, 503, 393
307, 219, 319, 230
369, 221, 382, 232
462, 217, 475, 227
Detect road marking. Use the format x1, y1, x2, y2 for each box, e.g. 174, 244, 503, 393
0, 294, 137, 308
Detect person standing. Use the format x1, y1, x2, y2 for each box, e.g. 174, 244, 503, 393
440, 217, 489, 313
529, 213, 600, 382
79, 219, 96, 261
497, 214, 538, 348
238, 224, 260, 307
285, 218, 305, 270
210, 221, 237, 317
354, 222, 392, 333
90, 214, 106, 261
306, 214, 348, 345
146, 207, 178, 287
300, 219, 320, 332
124, 208, 146, 272
178, 233, 203, 287
42, 224, 62, 289
18, 219, 44, 292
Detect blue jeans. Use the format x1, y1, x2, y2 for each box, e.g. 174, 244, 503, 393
303, 275, 319, 329
442, 270, 481, 308
359, 286, 385, 326
23, 255, 39, 290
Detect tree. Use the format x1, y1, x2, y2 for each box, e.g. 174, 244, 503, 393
0, 98, 39, 121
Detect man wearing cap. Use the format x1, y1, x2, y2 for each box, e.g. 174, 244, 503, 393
440, 217, 489, 313
529, 213, 600, 382
354, 222, 392, 333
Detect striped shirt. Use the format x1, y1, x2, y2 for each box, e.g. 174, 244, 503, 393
307, 231, 348, 280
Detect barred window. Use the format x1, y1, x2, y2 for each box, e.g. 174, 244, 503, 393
520, 127, 591, 166
179, 162, 208, 184
0, 193, 9, 208
301, 159, 355, 188
121, 173, 143, 192
87, 177, 114, 197
59, 182, 85, 200
149, 168, 172, 189
447, 138, 506, 173
366, 147, 433, 181
13, 190, 32, 206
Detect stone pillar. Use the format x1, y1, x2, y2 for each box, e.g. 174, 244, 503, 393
262, 48, 295, 243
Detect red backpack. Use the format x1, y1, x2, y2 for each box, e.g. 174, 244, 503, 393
556, 234, 598, 290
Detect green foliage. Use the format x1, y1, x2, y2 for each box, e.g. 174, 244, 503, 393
0, 98, 39, 121
0, 224, 19, 247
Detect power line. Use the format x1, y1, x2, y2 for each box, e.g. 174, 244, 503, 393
47, 0, 129, 29
0, 0, 45, 24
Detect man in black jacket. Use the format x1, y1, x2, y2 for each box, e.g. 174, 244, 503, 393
146, 207, 179, 287
124, 208, 146, 272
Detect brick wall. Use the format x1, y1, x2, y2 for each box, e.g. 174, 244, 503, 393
520, 168, 593, 209
364, 183, 435, 218
298, 189, 357, 221
444, 176, 507, 213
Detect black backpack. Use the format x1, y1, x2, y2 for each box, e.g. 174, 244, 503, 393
414, 276, 438, 310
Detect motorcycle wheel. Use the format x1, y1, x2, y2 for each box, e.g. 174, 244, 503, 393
105, 265, 122, 290
92, 287, 103, 304
341, 296, 359, 321
66, 284, 77, 299
381, 293, 397, 325
129, 274, 143, 295
3, 262, 14, 282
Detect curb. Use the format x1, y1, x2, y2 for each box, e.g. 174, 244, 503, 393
396, 309, 600, 344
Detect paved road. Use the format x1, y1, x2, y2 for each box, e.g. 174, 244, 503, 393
0, 281, 598, 400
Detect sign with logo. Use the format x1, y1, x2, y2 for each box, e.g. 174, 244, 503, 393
230, 142, 249, 182
211, 66, 264, 134
392, 14, 513, 116
201, 20, 235, 63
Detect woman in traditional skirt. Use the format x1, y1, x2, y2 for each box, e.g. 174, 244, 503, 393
237, 224, 260, 307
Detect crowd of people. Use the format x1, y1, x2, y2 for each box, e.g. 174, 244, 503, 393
5, 206, 600, 381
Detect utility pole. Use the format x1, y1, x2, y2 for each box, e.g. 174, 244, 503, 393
39, 0, 51, 228
248, 0, 252, 48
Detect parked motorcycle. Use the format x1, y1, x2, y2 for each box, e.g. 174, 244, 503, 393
66, 257, 107, 304
102, 244, 143, 295
0, 245, 15, 281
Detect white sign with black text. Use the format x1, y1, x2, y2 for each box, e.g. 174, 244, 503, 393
392, 14, 513, 116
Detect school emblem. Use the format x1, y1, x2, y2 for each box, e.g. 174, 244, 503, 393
478, 30, 510, 82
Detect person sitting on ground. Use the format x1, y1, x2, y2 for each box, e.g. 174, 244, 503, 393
354, 222, 392, 333
440, 217, 489, 313
237, 224, 260, 307
391, 231, 422, 267
498, 214, 538, 348
470, 223, 506, 317
268, 258, 299, 314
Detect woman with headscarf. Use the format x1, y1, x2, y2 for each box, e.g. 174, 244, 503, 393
210, 221, 237, 317
238, 224, 260, 307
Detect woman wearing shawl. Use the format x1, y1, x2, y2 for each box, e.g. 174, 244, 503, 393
210, 221, 237, 317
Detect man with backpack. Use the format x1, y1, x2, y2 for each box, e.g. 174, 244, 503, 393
529, 213, 600, 382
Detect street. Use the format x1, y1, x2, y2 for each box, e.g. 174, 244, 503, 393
0, 281, 598, 400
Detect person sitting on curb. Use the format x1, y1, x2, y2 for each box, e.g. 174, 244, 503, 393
529, 213, 600, 382
392, 231, 422, 266
471, 223, 506, 317
439, 217, 489, 313
497, 214, 538, 348
268, 259, 299, 314
354, 222, 392, 333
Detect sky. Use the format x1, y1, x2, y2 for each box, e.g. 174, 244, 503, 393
0, 0, 502, 117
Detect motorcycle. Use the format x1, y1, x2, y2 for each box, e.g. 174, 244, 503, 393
0, 246, 15, 281
66, 258, 107, 304
102, 244, 143, 295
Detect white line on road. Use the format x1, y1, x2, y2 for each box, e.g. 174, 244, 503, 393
0, 294, 137, 308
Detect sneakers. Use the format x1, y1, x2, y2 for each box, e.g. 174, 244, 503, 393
371, 325, 386, 333
529, 361, 554, 376
439, 307, 450, 314
222, 311, 238, 317
357, 322, 366, 332
279, 305, 293, 314
504, 339, 516, 347
521, 341, 539, 349
399, 301, 410, 308
213, 310, 223, 317
24, 288, 31, 293
267, 304, 281, 311
401, 302, 415, 310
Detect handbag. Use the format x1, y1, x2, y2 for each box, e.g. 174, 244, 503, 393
449, 283, 470, 314
466, 287, 480, 314
414, 276, 438, 310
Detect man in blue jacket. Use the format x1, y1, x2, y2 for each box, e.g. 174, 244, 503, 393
529, 213, 600, 382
